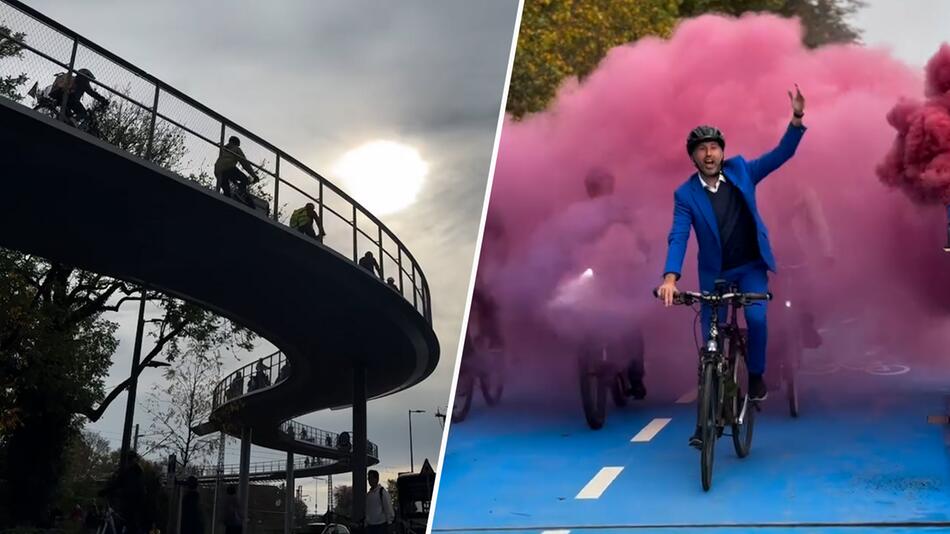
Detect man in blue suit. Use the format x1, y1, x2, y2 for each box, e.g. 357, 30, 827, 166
658, 86, 807, 444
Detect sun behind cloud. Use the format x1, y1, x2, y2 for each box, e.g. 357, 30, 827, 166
333, 140, 429, 216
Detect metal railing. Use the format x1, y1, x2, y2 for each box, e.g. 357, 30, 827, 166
0, 0, 431, 322
211, 350, 380, 459
212, 350, 289, 409
280, 419, 379, 459
189, 456, 334, 479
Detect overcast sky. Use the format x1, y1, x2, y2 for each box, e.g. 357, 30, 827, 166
19, 0, 519, 508
854, 0, 950, 68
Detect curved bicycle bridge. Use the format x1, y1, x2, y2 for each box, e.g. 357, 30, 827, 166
0, 0, 439, 529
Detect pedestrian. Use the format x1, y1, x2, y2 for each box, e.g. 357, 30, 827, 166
180, 476, 203, 534
223, 486, 242, 534
365, 470, 394, 534
385, 277, 398, 291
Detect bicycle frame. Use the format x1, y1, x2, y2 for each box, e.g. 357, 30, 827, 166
699, 284, 748, 430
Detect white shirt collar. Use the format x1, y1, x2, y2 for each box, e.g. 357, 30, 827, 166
697, 172, 726, 193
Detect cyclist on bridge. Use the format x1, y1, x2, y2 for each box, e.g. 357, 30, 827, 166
214, 136, 260, 208
290, 202, 326, 242
657, 86, 807, 426
45, 68, 109, 120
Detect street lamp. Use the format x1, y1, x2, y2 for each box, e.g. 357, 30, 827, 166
408, 409, 425, 472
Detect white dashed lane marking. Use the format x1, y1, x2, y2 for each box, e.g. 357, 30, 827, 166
676, 387, 697, 404
631, 418, 672, 442
575, 467, 624, 499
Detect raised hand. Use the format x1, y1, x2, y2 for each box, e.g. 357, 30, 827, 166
788, 83, 805, 115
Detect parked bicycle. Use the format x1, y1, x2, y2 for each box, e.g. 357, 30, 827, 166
654, 281, 771, 491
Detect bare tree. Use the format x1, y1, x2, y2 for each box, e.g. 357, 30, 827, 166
142, 348, 222, 469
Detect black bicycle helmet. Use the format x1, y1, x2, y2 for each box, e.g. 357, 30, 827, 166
77, 68, 95, 80
686, 125, 725, 155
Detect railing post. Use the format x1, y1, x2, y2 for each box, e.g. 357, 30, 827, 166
397, 247, 404, 295
58, 40, 78, 122
273, 155, 281, 221
412, 264, 418, 309
318, 181, 324, 233
145, 85, 160, 161
219, 123, 226, 146
378, 227, 385, 280
352, 205, 358, 263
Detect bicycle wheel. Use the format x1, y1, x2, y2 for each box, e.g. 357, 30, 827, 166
452, 371, 474, 423
732, 356, 755, 458
611, 372, 629, 408
785, 362, 800, 418
579, 353, 608, 430
699, 362, 717, 491
479, 349, 505, 406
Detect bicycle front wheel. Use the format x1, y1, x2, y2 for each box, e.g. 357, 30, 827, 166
732, 356, 755, 458
480, 349, 505, 406
452, 371, 474, 423
699, 362, 718, 491
579, 354, 608, 430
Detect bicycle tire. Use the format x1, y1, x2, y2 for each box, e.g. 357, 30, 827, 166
700, 362, 717, 491
732, 356, 754, 458
479, 350, 505, 406
579, 355, 607, 430
786, 363, 800, 418
611, 373, 629, 408
452, 372, 474, 423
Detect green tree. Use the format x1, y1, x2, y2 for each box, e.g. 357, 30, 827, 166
331, 484, 353, 519
0, 96, 256, 527
0, 24, 29, 101
142, 348, 223, 469
58, 430, 117, 508
507, 0, 681, 119
507, 0, 866, 118
680, 0, 866, 48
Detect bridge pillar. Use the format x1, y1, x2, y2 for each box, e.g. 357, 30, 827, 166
285, 450, 295, 534
352, 364, 368, 531
239, 426, 252, 532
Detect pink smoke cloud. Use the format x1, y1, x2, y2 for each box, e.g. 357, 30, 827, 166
877, 43, 950, 205
474, 13, 950, 403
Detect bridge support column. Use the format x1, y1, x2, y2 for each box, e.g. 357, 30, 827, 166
352, 364, 368, 531
285, 450, 295, 534
239, 426, 252, 532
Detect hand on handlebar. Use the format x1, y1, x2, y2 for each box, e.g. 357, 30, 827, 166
656, 279, 678, 307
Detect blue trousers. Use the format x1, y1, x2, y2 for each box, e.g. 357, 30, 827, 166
700, 261, 769, 375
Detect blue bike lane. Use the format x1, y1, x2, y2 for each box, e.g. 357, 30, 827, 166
431, 360, 950, 533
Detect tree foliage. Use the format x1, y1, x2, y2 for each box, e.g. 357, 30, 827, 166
0, 24, 29, 101
507, 0, 867, 118
0, 84, 255, 527
142, 349, 222, 468
507, 0, 681, 119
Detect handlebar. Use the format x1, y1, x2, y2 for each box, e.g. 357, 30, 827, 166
652, 287, 772, 306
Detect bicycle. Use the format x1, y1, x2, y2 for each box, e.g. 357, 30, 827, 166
30, 80, 107, 139
451, 331, 505, 423
577, 332, 645, 430
769, 263, 808, 418
655, 281, 772, 491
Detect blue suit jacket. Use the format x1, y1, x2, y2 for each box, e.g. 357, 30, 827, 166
663, 123, 807, 287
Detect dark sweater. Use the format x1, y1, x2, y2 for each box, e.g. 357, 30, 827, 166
704, 177, 760, 271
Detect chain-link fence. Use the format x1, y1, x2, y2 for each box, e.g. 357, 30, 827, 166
0, 0, 431, 322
